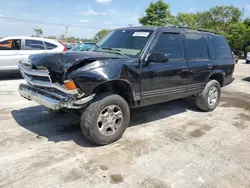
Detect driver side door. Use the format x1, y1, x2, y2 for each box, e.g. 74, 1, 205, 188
140, 31, 188, 106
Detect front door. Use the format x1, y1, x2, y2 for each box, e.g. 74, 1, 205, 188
140, 32, 188, 106
0, 38, 23, 72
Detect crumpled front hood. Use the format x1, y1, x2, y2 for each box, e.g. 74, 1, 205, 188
28, 51, 125, 73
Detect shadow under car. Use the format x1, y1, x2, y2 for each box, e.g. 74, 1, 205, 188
11, 98, 198, 147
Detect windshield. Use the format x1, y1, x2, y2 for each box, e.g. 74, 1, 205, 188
91, 29, 153, 57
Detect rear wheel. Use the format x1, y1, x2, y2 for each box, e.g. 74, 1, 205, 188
196, 80, 221, 112
80, 93, 130, 145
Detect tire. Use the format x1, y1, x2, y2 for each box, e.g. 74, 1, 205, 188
195, 80, 221, 112
80, 93, 130, 145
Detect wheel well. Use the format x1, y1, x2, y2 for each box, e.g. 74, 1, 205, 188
93, 80, 134, 106
209, 74, 224, 86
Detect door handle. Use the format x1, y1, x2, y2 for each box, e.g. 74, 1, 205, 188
208, 64, 213, 69
182, 66, 188, 71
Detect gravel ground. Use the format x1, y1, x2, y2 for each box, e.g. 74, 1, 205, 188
0, 60, 250, 188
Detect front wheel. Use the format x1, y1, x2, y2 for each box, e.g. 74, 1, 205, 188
80, 93, 130, 145
195, 80, 221, 112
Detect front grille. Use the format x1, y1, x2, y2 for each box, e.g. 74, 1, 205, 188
18, 62, 78, 95
24, 73, 51, 82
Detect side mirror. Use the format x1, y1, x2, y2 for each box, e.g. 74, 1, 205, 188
146, 52, 169, 63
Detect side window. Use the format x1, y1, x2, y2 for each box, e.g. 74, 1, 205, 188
45, 42, 57, 50
186, 33, 208, 59
210, 35, 232, 58
0, 40, 12, 50
0, 39, 21, 50
152, 33, 184, 60
25, 40, 45, 50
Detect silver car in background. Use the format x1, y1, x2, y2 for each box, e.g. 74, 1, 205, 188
0, 36, 67, 75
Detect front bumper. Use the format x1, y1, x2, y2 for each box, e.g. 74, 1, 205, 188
19, 83, 95, 110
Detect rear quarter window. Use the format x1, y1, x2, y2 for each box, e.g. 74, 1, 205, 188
45, 42, 57, 50
208, 35, 232, 59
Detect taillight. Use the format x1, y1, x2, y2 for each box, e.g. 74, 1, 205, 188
58, 41, 68, 52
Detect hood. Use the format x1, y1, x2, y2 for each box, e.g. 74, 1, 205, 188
27, 51, 127, 83
29, 51, 125, 73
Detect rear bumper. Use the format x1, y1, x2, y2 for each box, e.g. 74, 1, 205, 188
19, 83, 95, 110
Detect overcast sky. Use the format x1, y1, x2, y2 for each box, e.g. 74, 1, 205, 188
0, 0, 249, 39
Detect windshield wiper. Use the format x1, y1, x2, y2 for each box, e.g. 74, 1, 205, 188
99, 47, 126, 56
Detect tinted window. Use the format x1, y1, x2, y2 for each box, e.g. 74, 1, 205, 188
25, 40, 45, 50
45, 42, 57, 50
0, 39, 21, 50
186, 33, 208, 59
210, 35, 232, 58
152, 33, 184, 60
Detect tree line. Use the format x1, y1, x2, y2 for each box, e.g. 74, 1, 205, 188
138, 0, 250, 57
32, 28, 108, 44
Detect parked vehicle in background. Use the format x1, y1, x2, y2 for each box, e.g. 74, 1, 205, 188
18, 26, 235, 145
246, 52, 250, 64
232, 52, 239, 64
70, 42, 96, 52
64, 43, 73, 50
0, 36, 67, 74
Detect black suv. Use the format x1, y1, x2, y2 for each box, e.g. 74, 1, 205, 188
18, 26, 234, 145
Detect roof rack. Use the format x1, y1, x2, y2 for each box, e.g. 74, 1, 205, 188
169, 26, 219, 34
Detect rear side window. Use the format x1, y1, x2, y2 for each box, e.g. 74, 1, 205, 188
186, 33, 208, 59
25, 40, 45, 50
45, 42, 57, 50
209, 35, 232, 58
152, 33, 184, 60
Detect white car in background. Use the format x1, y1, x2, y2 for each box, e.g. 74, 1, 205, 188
0, 36, 67, 74
246, 52, 250, 64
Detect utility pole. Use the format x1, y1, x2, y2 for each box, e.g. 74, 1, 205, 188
65, 26, 68, 43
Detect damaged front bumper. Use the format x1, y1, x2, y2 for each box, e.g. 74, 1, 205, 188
19, 83, 95, 110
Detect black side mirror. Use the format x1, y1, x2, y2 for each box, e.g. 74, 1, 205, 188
146, 52, 169, 63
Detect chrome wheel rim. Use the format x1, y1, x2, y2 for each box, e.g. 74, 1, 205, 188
97, 105, 123, 136
208, 86, 219, 106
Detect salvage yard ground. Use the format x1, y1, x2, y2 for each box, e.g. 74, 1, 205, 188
0, 61, 250, 188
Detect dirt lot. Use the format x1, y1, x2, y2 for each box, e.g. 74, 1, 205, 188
0, 61, 250, 188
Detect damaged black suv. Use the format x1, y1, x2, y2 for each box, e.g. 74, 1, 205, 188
18, 26, 235, 145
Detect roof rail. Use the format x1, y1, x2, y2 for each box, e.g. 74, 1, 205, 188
170, 26, 219, 34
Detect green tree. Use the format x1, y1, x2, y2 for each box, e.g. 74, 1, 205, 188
93, 29, 109, 42
33, 28, 43, 37
226, 22, 250, 57
139, 0, 174, 26
175, 13, 197, 27
198, 6, 242, 32
45, 36, 56, 40
243, 18, 250, 27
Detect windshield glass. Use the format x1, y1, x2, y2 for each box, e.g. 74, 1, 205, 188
91, 29, 153, 57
